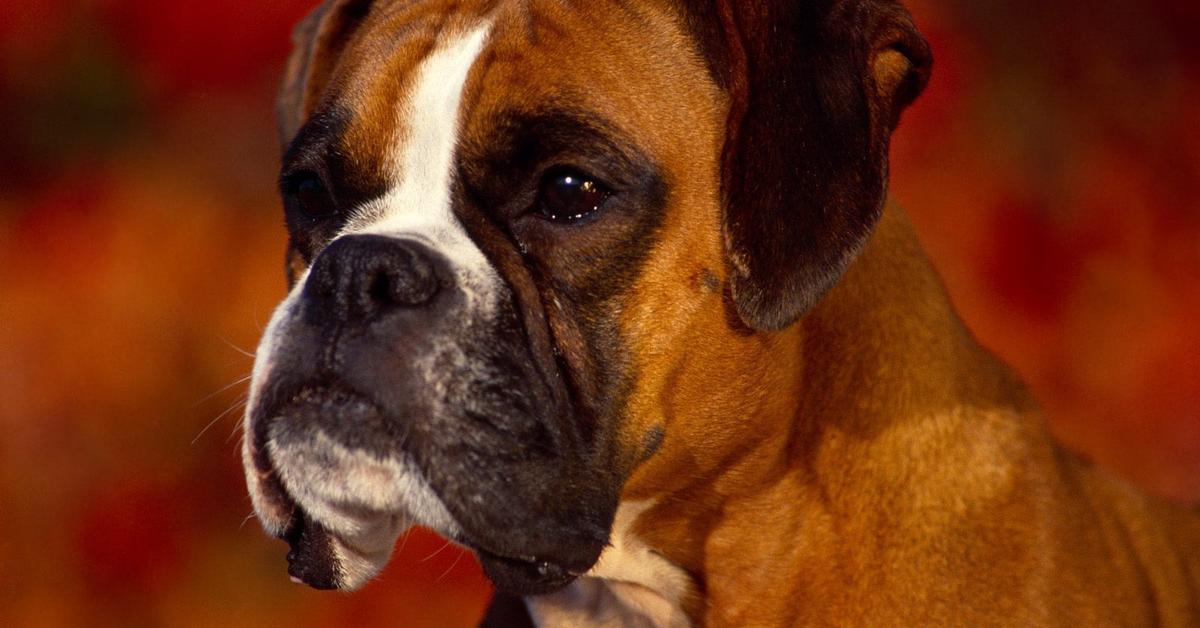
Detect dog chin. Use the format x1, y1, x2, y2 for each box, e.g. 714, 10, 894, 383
262, 447, 463, 589
282, 507, 408, 590
242, 390, 464, 590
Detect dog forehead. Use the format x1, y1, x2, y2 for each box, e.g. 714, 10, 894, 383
320, 0, 717, 179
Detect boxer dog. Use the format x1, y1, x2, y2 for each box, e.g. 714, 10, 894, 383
242, 0, 1200, 625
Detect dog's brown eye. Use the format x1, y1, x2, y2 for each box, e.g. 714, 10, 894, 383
285, 173, 334, 219
536, 168, 611, 222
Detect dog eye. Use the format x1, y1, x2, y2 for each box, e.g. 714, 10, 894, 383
284, 173, 335, 219
535, 168, 611, 222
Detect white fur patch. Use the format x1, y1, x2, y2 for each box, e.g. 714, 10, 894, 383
267, 429, 460, 535
268, 427, 460, 589
526, 500, 694, 628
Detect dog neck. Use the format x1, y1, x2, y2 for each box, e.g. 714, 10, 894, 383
528, 205, 1034, 626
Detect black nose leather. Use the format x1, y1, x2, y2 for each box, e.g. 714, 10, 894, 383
302, 235, 442, 325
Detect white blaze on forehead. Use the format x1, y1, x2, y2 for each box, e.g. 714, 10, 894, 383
385, 22, 491, 222
344, 21, 496, 292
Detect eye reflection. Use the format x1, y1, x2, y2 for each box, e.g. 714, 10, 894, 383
536, 168, 611, 222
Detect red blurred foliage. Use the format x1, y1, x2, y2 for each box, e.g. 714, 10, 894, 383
981, 194, 1085, 323
11, 174, 114, 281
0, 1, 71, 58
77, 480, 189, 598
0, 1, 1197, 626
101, 0, 314, 98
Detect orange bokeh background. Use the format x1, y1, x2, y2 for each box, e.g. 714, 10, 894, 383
0, 1, 1197, 626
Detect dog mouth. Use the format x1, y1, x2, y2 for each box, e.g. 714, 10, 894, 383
280, 504, 583, 593
247, 380, 589, 593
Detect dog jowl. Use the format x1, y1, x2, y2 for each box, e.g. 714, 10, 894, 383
243, 0, 930, 602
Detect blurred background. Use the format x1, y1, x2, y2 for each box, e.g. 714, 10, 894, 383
0, 0, 1196, 625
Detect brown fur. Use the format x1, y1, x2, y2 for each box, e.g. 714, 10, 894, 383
275, 0, 1200, 624
622, 205, 1200, 625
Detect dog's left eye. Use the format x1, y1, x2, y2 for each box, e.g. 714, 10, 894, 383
283, 172, 335, 219
535, 168, 611, 222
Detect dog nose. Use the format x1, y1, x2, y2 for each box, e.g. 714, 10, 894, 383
302, 235, 442, 324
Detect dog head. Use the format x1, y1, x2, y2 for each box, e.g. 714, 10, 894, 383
242, 0, 929, 595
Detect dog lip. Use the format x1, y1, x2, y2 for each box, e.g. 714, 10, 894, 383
458, 533, 590, 580
472, 545, 586, 595
478, 548, 585, 577
246, 409, 298, 537
261, 378, 377, 426
457, 536, 537, 565
440, 512, 575, 572
284, 511, 341, 590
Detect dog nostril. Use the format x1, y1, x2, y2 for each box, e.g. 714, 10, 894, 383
367, 272, 393, 305
359, 255, 438, 310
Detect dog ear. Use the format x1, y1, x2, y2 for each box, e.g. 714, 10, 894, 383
276, 0, 373, 147
700, 0, 931, 330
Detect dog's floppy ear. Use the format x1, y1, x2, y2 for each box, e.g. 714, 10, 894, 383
276, 0, 373, 147
699, 0, 931, 330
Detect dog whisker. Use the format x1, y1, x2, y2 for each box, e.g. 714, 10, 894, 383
219, 336, 257, 360
395, 528, 413, 558
193, 374, 252, 408
436, 547, 466, 582
192, 394, 248, 445
421, 538, 455, 563
226, 414, 247, 444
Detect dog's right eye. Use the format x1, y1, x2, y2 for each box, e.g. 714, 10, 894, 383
283, 173, 335, 219
535, 168, 612, 223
